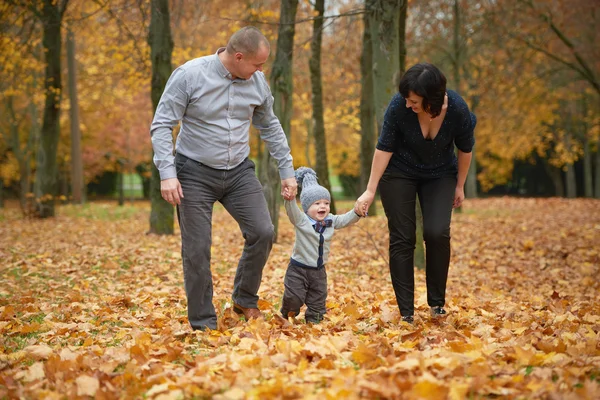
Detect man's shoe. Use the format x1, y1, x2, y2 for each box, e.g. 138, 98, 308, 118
273, 313, 292, 328
401, 315, 414, 324
233, 303, 264, 320
430, 306, 447, 318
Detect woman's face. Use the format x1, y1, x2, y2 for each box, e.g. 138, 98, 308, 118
405, 91, 424, 114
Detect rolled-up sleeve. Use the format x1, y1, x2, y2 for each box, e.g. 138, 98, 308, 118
376, 94, 402, 153
454, 108, 476, 153
150, 68, 189, 180
252, 77, 294, 180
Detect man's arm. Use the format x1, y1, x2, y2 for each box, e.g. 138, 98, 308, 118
150, 67, 189, 205
150, 67, 189, 180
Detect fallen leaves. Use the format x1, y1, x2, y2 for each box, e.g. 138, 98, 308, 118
0, 198, 599, 399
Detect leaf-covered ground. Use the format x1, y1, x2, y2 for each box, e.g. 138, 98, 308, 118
1, 198, 599, 399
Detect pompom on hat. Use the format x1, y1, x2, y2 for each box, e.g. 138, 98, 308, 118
295, 167, 331, 212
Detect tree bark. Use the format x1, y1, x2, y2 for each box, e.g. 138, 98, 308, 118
565, 163, 576, 198
67, 27, 84, 204
398, 0, 407, 75
34, 0, 69, 218
304, 118, 313, 168
309, 0, 335, 213
368, 0, 400, 131
543, 160, 564, 197
359, 5, 377, 216
148, 0, 175, 234
452, 0, 461, 90
261, 0, 298, 242
595, 149, 600, 198
5, 97, 29, 212
583, 135, 593, 197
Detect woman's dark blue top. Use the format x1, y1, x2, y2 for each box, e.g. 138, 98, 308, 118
376, 90, 476, 178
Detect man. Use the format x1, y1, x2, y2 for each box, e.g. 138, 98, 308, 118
150, 26, 297, 331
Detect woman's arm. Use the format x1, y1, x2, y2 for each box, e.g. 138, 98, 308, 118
354, 149, 393, 216
454, 150, 472, 208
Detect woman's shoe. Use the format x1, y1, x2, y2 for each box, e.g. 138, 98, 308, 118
430, 306, 447, 318
401, 315, 414, 324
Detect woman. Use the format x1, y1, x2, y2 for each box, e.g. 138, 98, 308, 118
354, 63, 476, 324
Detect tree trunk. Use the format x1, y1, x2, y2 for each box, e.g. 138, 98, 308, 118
595, 149, 600, 198
148, 0, 174, 234
261, 0, 298, 242
398, 0, 407, 75
543, 160, 564, 197
309, 0, 335, 214
583, 135, 593, 197
304, 118, 313, 168
5, 97, 28, 211
368, 0, 400, 131
67, 27, 84, 205
452, 0, 461, 90
34, 0, 68, 218
565, 163, 576, 198
117, 167, 125, 206
359, 5, 377, 216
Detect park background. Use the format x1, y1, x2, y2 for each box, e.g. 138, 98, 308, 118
1, 0, 599, 399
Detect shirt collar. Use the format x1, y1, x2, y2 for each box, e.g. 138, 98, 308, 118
215, 47, 233, 79
307, 215, 333, 225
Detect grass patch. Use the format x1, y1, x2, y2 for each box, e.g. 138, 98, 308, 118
25, 313, 46, 324
3, 331, 42, 352
59, 202, 146, 221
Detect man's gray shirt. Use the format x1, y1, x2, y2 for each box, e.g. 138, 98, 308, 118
284, 200, 360, 268
150, 49, 294, 180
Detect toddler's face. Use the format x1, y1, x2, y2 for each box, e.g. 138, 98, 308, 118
307, 199, 330, 222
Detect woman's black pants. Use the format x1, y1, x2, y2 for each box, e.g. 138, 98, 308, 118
379, 170, 457, 317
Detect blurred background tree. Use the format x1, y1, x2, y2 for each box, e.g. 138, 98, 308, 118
0, 0, 597, 221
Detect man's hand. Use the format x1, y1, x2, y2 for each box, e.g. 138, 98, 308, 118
161, 178, 184, 206
281, 177, 298, 201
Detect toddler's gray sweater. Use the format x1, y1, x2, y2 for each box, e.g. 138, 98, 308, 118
284, 199, 360, 268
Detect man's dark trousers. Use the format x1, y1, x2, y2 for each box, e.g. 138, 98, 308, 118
176, 153, 274, 330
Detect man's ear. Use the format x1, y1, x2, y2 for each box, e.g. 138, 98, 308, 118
235, 52, 243, 62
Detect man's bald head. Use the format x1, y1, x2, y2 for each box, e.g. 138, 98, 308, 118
226, 26, 270, 56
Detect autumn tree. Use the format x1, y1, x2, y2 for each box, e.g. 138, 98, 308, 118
66, 27, 83, 204
309, 0, 335, 213
487, 0, 599, 197
0, 6, 43, 213
359, 3, 375, 214
2, 0, 72, 217
260, 0, 298, 242
148, 0, 174, 234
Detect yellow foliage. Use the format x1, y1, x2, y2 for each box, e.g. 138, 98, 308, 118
0, 152, 19, 186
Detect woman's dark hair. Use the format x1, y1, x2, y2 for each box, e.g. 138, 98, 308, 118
398, 63, 447, 118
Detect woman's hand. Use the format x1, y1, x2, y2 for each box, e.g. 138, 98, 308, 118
453, 186, 465, 208
354, 190, 376, 216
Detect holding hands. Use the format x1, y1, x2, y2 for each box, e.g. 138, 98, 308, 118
281, 177, 298, 200
354, 190, 375, 217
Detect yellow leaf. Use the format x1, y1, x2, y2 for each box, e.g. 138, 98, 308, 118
76, 375, 99, 397
24, 345, 53, 360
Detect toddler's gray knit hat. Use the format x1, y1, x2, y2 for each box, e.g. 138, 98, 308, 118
295, 167, 330, 212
